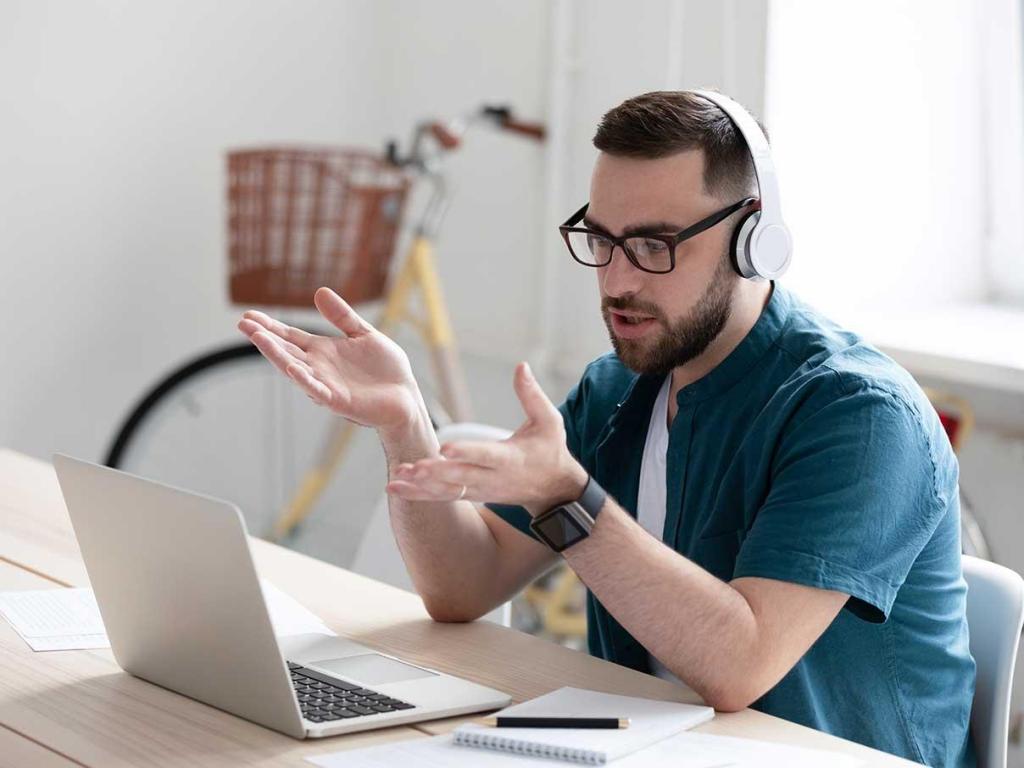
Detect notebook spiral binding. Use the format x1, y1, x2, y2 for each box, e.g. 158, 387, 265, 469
453, 731, 605, 765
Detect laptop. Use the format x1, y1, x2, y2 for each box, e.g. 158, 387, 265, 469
52, 454, 511, 738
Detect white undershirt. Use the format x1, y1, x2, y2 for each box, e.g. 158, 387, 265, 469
636, 374, 685, 685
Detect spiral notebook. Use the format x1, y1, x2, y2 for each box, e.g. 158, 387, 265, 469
452, 687, 715, 765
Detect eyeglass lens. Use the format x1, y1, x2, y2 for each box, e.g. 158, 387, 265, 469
566, 230, 674, 273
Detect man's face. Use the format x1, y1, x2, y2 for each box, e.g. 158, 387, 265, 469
586, 150, 740, 376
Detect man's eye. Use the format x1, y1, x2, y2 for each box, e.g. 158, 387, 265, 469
629, 238, 669, 256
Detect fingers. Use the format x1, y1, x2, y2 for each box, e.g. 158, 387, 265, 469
315, 287, 373, 337
249, 330, 317, 384
240, 310, 314, 349
238, 318, 309, 362
390, 459, 490, 493
241, 314, 340, 411
286, 362, 333, 406
387, 458, 470, 501
439, 440, 508, 468
512, 362, 560, 423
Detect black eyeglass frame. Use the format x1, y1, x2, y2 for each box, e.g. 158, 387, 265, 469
558, 197, 758, 274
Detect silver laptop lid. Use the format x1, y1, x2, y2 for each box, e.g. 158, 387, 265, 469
53, 454, 305, 738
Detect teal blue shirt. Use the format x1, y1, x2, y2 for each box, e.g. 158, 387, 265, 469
488, 283, 975, 767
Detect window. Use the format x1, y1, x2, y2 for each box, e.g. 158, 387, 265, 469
765, 0, 1024, 312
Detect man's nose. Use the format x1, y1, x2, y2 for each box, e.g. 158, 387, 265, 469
598, 244, 644, 298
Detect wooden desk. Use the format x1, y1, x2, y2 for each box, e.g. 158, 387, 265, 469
0, 449, 919, 766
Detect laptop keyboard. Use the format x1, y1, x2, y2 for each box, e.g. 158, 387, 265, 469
287, 661, 415, 723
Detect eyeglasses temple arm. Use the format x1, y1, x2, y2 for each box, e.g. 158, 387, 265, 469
672, 197, 757, 244
563, 201, 590, 227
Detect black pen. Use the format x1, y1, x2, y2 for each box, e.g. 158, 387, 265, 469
480, 716, 630, 729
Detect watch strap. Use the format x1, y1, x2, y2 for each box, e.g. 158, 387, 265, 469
576, 475, 607, 521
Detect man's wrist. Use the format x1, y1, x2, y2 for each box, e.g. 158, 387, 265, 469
526, 461, 589, 518
378, 396, 438, 468
561, 462, 590, 503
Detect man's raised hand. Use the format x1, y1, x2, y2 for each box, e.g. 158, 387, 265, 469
386, 362, 587, 509
237, 287, 424, 432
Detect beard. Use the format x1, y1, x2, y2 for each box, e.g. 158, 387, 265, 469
602, 255, 736, 377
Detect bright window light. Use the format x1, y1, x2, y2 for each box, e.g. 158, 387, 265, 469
764, 0, 1022, 312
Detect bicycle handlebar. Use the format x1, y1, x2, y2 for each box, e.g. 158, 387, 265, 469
428, 122, 462, 150
495, 118, 545, 141
481, 104, 546, 141
386, 103, 545, 170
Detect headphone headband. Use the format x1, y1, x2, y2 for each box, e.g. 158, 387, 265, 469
691, 89, 782, 226
690, 89, 792, 279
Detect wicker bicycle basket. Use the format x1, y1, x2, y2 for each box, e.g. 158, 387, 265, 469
227, 147, 410, 308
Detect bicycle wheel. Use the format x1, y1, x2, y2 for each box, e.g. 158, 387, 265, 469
105, 344, 260, 468
104, 341, 386, 546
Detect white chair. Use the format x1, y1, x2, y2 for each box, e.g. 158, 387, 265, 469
350, 422, 514, 627
963, 555, 1024, 768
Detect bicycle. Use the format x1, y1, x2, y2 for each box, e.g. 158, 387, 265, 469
104, 105, 545, 546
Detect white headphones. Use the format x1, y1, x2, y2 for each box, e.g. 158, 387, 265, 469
691, 89, 792, 281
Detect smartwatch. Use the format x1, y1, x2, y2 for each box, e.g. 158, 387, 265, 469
529, 476, 608, 553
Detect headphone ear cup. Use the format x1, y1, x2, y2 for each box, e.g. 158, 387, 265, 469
730, 211, 760, 279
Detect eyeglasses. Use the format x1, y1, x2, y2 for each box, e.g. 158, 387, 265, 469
559, 197, 757, 274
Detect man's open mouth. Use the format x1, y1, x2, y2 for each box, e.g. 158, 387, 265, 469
608, 311, 660, 339
612, 311, 656, 325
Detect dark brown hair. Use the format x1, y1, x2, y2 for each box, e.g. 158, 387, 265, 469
593, 90, 766, 202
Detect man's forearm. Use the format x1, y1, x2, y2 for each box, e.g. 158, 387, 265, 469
562, 499, 765, 710
377, 403, 503, 621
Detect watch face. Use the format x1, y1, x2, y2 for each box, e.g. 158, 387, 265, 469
532, 507, 588, 551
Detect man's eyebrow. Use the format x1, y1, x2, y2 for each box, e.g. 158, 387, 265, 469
582, 216, 686, 237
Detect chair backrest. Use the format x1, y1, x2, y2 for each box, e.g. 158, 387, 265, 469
963, 555, 1024, 768
350, 422, 513, 627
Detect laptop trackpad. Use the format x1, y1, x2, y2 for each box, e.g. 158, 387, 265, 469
311, 653, 438, 686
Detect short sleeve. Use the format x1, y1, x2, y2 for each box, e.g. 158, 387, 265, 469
733, 381, 949, 623
484, 379, 585, 542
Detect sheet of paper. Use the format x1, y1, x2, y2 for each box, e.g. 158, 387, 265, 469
0, 588, 105, 635
306, 732, 729, 768
25, 633, 110, 651
669, 732, 862, 768
0, 588, 109, 651
306, 729, 864, 768
260, 579, 335, 637
0, 579, 334, 652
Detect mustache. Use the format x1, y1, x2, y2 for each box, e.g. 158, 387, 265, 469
601, 297, 664, 322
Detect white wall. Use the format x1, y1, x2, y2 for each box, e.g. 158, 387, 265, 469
0, 0, 391, 460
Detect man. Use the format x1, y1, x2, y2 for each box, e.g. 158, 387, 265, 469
238, 91, 975, 766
